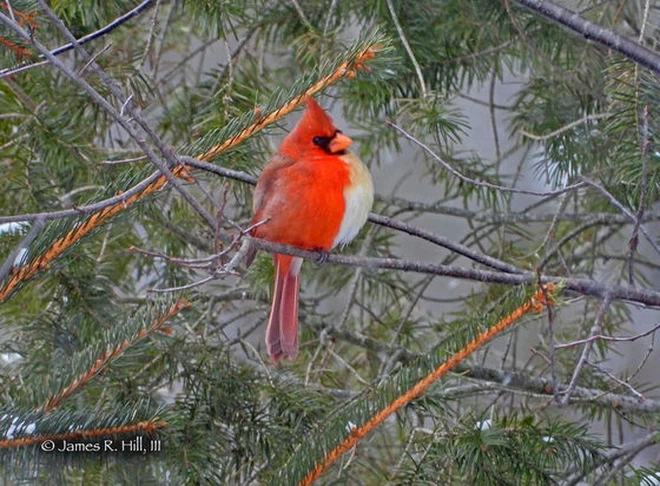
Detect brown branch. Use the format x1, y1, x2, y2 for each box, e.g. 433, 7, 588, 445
195, 45, 379, 162
387, 120, 586, 197
0, 420, 166, 450
38, 298, 191, 412
322, 325, 660, 415
299, 285, 555, 486
0, 166, 187, 303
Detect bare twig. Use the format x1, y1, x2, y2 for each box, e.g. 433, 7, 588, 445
388, 121, 585, 196
584, 178, 660, 257
511, 0, 660, 74
0, 0, 155, 79
627, 105, 651, 285
560, 296, 612, 406
322, 0, 339, 36
140, 0, 161, 69
556, 321, 660, 348
520, 113, 611, 141
385, 0, 427, 98
289, 0, 313, 29
148, 276, 215, 294
585, 360, 645, 401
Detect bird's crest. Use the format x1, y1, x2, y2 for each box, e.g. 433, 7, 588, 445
279, 97, 338, 158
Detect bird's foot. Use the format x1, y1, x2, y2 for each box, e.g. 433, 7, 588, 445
315, 250, 330, 264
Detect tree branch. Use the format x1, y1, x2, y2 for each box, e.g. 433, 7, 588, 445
510, 0, 660, 74
0, 0, 155, 79
247, 237, 660, 308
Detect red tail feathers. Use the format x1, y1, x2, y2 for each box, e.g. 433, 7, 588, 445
265, 255, 301, 361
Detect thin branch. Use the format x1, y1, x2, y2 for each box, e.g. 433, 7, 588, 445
322, 0, 339, 36
148, 276, 215, 294
246, 238, 660, 308
140, 0, 161, 69
510, 0, 660, 74
627, 104, 650, 285
560, 295, 612, 406
585, 360, 645, 401
289, 0, 313, 29
556, 321, 660, 347
388, 120, 586, 197
385, 0, 427, 98
584, 178, 660, 257
520, 113, 611, 141
0, 0, 155, 79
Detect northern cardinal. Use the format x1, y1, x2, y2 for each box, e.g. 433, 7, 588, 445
247, 97, 374, 361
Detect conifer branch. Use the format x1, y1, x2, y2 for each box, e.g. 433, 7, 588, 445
194, 44, 379, 162
299, 285, 556, 486
38, 298, 191, 412
0, 165, 188, 304
319, 325, 660, 415
0, 420, 166, 450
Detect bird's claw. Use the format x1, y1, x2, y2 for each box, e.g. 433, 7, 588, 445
316, 250, 330, 264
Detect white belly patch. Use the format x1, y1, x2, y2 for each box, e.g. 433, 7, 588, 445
332, 153, 374, 248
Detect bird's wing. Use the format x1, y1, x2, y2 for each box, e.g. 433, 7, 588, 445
245, 154, 296, 268
252, 154, 296, 215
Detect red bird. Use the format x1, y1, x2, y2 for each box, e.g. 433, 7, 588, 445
248, 97, 374, 361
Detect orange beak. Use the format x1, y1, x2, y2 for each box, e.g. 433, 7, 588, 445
329, 132, 352, 153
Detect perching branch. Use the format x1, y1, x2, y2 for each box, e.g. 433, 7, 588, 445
246, 237, 660, 308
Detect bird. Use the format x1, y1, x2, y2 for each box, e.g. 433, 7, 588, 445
246, 96, 374, 362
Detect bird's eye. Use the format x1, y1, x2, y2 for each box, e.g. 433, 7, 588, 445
312, 136, 331, 149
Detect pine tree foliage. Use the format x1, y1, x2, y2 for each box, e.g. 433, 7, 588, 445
1, 0, 660, 484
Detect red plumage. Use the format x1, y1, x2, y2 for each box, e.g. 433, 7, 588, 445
249, 97, 373, 361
